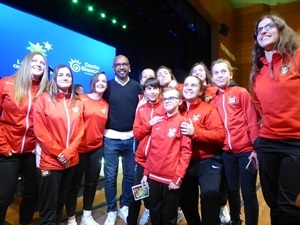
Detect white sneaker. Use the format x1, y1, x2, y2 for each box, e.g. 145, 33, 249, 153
219, 206, 231, 223
104, 211, 117, 225
177, 210, 184, 224
80, 215, 99, 225
67, 219, 77, 225
139, 208, 150, 225
118, 206, 129, 224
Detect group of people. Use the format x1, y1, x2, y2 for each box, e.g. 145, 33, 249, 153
0, 13, 299, 225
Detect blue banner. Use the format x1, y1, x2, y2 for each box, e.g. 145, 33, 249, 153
0, 3, 116, 93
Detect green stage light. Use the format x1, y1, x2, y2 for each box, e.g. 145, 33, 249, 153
100, 13, 106, 18
69, 1, 128, 30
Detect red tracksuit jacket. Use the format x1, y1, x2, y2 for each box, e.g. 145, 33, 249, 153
181, 99, 225, 160
133, 99, 164, 167
33, 92, 85, 170
0, 76, 39, 155
210, 85, 259, 153
144, 111, 192, 186
77, 94, 108, 153
252, 50, 300, 139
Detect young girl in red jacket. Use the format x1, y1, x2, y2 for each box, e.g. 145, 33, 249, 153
33, 65, 85, 224
189, 62, 219, 103
141, 88, 191, 225
155, 65, 183, 92
210, 59, 259, 225
66, 72, 109, 225
0, 51, 48, 225
189, 62, 231, 224
179, 75, 225, 225
127, 77, 164, 225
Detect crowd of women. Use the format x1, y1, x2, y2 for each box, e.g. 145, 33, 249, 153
0, 13, 299, 225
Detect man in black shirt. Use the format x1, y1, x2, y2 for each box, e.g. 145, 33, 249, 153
103, 55, 141, 225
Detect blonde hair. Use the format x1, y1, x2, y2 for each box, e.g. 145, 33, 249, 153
211, 58, 237, 82
13, 52, 49, 104
163, 87, 183, 99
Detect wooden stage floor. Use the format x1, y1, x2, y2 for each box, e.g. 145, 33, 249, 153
6, 173, 270, 225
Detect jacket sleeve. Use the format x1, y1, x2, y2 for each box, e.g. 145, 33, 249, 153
192, 107, 225, 145
0, 79, 11, 155
251, 89, 262, 117
172, 130, 192, 186
133, 108, 151, 141
33, 95, 63, 157
239, 89, 260, 144
61, 101, 85, 161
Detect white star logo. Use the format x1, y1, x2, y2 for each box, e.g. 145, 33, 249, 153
43, 41, 52, 51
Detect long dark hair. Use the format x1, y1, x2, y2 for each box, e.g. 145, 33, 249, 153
249, 13, 299, 88
189, 62, 213, 85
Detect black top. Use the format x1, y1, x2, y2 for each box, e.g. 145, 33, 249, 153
103, 78, 141, 132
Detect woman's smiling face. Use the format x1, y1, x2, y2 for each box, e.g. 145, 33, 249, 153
256, 18, 279, 51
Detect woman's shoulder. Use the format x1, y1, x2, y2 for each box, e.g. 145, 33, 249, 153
36, 92, 50, 99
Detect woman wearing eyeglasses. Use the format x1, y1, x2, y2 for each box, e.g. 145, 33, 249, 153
250, 14, 300, 225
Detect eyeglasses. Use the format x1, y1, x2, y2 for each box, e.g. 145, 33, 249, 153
114, 63, 129, 68
255, 22, 276, 36
162, 96, 181, 102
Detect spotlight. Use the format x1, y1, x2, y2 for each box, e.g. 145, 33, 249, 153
100, 13, 106, 18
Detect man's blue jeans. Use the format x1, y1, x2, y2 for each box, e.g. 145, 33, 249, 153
103, 137, 136, 212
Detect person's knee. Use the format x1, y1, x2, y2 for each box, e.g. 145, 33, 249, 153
201, 189, 220, 202
84, 181, 97, 189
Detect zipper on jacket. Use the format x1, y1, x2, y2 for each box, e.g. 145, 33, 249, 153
20, 91, 32, 153
145, 105, 154, 157
63, 95, 71, 147
221, 91, 234, 152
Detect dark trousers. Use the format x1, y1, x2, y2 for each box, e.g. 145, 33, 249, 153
222, 151, 259, 225
220, 162, 228, 207
38, 167, 75, 225
127, 164, 150, 225
66, 148, 103, 216
255, 138, 300, 225
180, 156, 222, 225
148, 179, 179, 225
0, 154, 37, 225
